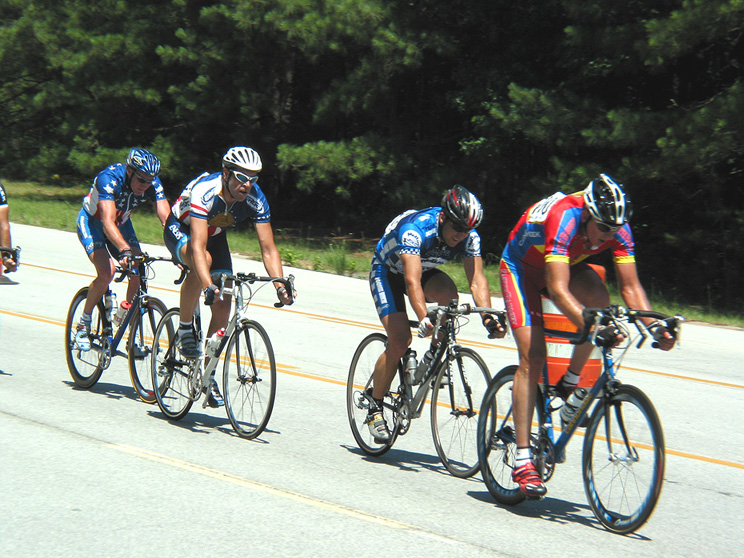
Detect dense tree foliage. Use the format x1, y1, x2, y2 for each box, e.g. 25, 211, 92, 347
1, 0, 742, 310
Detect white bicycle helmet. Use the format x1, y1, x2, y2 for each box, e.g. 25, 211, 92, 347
583, 174, 632, 227
222, 146, 262, 172
441, 185, 484, 229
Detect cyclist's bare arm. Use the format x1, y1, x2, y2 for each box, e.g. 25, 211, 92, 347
545, 259, 586, 330
400, 253, 428, 322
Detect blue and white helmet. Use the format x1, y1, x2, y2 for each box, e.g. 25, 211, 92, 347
126, 148, 161, 177
583, 174, 632, 227
222, 146, 262, 172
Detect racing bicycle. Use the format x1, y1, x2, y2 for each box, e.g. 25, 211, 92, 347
477, 305, 683, 533
64, 253, 181, 402
150, 271, 294, 439
346, 301, 506, 478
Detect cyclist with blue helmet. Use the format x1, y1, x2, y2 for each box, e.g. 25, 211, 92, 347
74, 148, 171, 351
365, 185, 506, 442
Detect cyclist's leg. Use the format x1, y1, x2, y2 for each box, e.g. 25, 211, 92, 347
565, 262, 610, 379
500, 258, 548, 498
367, 265, 408, 441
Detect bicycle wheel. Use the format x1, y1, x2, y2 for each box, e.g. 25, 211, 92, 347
478, 365, 533, 505
151, 308, 194, 420
64, 287, 106, 388
346, 332, 398, 456
583, 383, 665, 534
127, 297, 167, 404
430, 347, 491, 478
222, 320, 277, 439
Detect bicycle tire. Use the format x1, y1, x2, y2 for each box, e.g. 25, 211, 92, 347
64, 287, 106, 388
583, 383, 665, 534
478, 365, 532, 505
151, 308, 194, 420
345, 332, 399, 456
127, 297, 167, 404
430, 347, 491, 478
222, 320, 277, 439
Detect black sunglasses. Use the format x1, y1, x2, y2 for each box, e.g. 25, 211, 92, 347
595, 221, 622, 234
449, 220, 472, 234
231, 170, 259, 185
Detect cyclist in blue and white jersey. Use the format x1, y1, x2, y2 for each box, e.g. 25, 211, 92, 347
0, 180, 18, 276
163, 146, 295, 407
74, 148, 170, 350
366, 185, 506, 442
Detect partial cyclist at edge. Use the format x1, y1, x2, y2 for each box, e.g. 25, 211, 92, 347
499, 173, 678, 499
74, 148, 171, 351
0, 179, 19, 277
366, 185, 506, 443
163, 146, 296, 407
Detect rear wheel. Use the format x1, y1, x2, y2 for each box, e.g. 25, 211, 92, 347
430, 347, 490, 478
223, 320, 277, 439
346, 333, 398, 456
583, 384, 665, 534
65, 287, 106, 388
478, 365, 529, 505
151, 308, 194, 420
127, 297, 167, 403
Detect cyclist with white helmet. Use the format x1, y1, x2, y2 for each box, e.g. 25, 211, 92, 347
163, 146, 295, 407
365, 185, 506, 442
74, 148, 170, 350
499, 173, 677, 499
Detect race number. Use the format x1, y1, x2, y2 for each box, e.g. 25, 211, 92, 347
527, 192, 566, 223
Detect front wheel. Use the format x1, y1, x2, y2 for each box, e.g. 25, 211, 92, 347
430, 347, 491, 478
583, 383, 665, 534
127, 297, 167, 404
346, 332, 398, 456
151, 308, 194, 421
64, 287, 106, 388
222, 320, 277, 439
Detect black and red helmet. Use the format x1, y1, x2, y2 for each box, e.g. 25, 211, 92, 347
441, 185, 483, 229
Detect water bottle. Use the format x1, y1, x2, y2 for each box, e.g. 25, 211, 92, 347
403, 349, 417, 385
205, 328, 226, 358
104, 292, 116, 321
113, 301, 132, 328
414, 350, 434, 384
560, 387, 588, 429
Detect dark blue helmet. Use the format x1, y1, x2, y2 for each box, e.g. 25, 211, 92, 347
126, 148, 161, 177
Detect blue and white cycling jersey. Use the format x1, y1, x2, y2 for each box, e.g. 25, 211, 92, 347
372, 207, 481, 274
81, 163, 166, 225
171, 171, 271, 236
0, 180, 7, 207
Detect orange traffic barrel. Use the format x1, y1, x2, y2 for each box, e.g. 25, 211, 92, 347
541, 264, 605, 387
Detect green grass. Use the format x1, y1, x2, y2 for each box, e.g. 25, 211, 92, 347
3, 178, 742, 328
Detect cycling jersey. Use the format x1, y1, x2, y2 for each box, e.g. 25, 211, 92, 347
170, 171, 270, 237
0, 181, 7, 207
372, 207, 481, 274
370, 207, 480, 318
81, 163, 166, 225
500, 191, 635, 329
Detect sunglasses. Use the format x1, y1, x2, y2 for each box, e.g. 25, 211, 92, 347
133, 173, 154, 185
595, 221, 622, 234
449, 220, 472, 234
232, 170, 259, 185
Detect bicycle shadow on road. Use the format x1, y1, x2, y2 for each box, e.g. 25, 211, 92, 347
340, 443, 482, 481
62, 379, 141, 403
465, 489, 651, 538
144, 408, 277, 444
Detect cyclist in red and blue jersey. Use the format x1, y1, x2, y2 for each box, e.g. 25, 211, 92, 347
0, 180, 18, 276
366, 185, 506, 442
74, 148, 170, 351
500, 174, 677, 498
163, 146, 295, 407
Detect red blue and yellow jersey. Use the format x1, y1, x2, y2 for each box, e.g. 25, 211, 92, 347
501, 191, 635, 272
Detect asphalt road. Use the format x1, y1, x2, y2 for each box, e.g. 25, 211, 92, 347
1, 223, 742, 557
